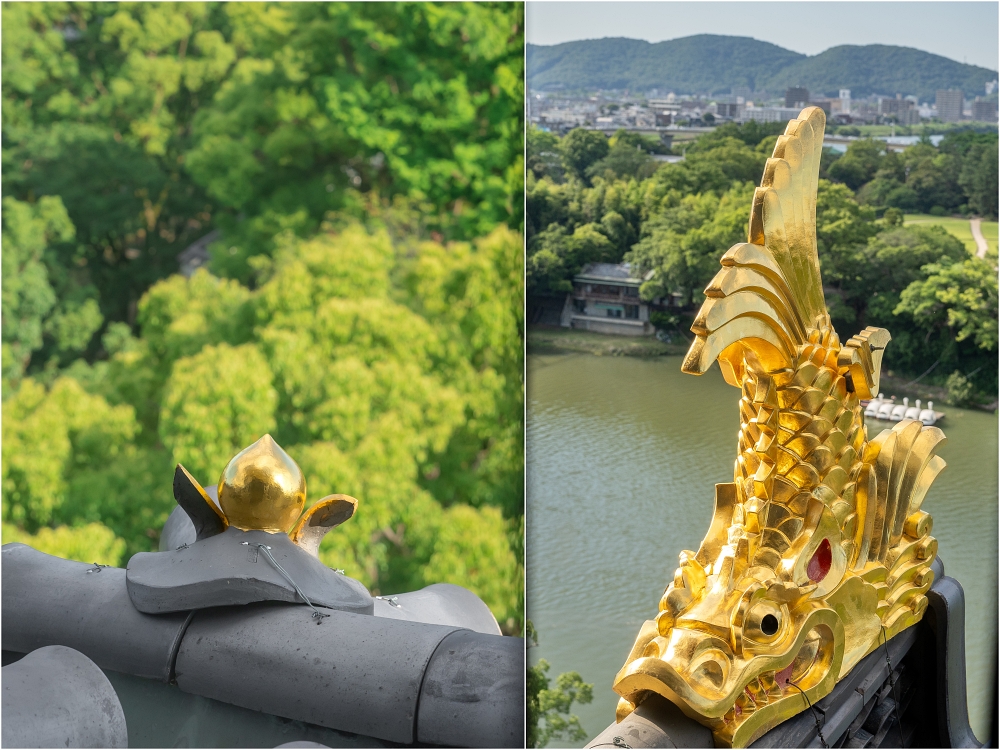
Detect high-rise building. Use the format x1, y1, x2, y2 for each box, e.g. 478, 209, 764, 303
839, 89, 851, 113
810, 99, 832, 115
740, 106, 804, 124
731, 86, 752, 101
972, 98, 998, 123
878, 96, 920, 124
785, 86, 809, 108
936, 90, 964, 122
715, 98, 744, 120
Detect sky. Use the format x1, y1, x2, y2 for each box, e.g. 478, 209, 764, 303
526, 2, 1000, 71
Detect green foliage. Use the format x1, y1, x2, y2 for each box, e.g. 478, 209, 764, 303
945, 370, 975, 406
4, 2, 524, 323
958, 139, 999, 219
424, 504, 520, 627
628, 182, 756, 305
3, 3, 229, 326
1, 195, 79, 382
527, 35, 804, 95
895, 253, 998, 351
2, 5, 524, 633
825, 132, 997, 220
560, 128, 609, 182
527, 621, 595, 748
828, 139, 888, 191
822, 223, 966, 333
691, 120, 786, 150
2, 377, 137, 530
526, 126, 777, 297
650, 310, 680, 330
528, 222, 618, 296
612, 129, 671, 155
184, 3, 525, 279
2, 521, 126, 567
534, 663, 594, 747
762, 44, 995, 102
527, 126, 564, 181
160, 342, 278, 484
587, 139, 656, 182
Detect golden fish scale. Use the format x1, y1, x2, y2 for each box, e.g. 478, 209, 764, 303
734, 332, 867, 563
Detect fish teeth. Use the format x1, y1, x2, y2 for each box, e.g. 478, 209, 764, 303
735, 691, 757, 715
746, 678, 768, 705
760, 671, 783, 700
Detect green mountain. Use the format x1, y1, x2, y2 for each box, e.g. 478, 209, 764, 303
527, 35, 998, 101
764, 44, 997, 102
527, 35, 805, 95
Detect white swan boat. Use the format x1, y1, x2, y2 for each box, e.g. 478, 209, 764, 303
860, 394, 944, 426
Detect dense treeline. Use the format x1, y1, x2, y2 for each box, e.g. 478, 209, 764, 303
2, 3, 525, 632
527, 121, 997, 404
527, 36, 998, 101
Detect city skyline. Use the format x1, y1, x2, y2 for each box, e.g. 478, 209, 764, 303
526, 2, 999, 72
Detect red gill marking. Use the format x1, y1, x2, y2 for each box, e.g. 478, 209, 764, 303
807, 538, 832, 582
776, 663, 795, 688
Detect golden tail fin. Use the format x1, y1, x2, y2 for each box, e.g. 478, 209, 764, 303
863, 420, 946, 564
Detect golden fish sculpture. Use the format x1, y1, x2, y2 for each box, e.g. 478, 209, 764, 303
612, 107, 946, 747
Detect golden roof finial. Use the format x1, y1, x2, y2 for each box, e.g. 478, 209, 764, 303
219, 434, 306, 532
172, 435, 358, 555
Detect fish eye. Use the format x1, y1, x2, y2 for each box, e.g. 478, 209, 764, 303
761, 613, 779, 636
745, 601, 786, 645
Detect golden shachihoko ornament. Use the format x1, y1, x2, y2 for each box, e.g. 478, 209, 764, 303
612, 107, 946, 747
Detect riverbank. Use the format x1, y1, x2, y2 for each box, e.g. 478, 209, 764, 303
878, 372, 997, 413
527, 325, 687, 357
528, 325, 996, 411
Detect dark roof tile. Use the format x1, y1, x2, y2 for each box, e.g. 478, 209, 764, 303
2, 645, 128, 748
2, 544, 191, 682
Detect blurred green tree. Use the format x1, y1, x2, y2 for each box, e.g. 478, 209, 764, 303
3, 222, 524, 631
2, 4, 525, 633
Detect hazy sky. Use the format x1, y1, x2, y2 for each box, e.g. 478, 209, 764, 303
526, 2, 999, 71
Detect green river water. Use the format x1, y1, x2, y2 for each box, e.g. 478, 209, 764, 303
527, 352, 997, 746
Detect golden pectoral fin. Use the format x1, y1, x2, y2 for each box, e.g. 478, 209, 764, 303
616, 619, 662, 684
174, 464, 228, 540
838, 327, 891, 400
288, 494, 358, 557
695, 483, 738, 570
824, 575, 881, 678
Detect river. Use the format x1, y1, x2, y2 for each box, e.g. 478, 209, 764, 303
527, 352, 997, 746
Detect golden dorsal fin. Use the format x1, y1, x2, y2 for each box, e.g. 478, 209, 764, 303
683, 107, 829, 381
748, 107, 828, 327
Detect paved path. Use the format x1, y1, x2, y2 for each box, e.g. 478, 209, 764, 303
970, 218, 988, 257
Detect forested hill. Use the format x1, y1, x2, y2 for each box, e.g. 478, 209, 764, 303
527, 35, 805, 94
771, 44, 999, 101
527, 35, 997, 100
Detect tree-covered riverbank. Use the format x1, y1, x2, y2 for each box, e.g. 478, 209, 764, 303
527, 119, 998, 406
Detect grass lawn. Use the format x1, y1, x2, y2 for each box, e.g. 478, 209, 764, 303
979, 220, 998, 254
903, 214, 998, 256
